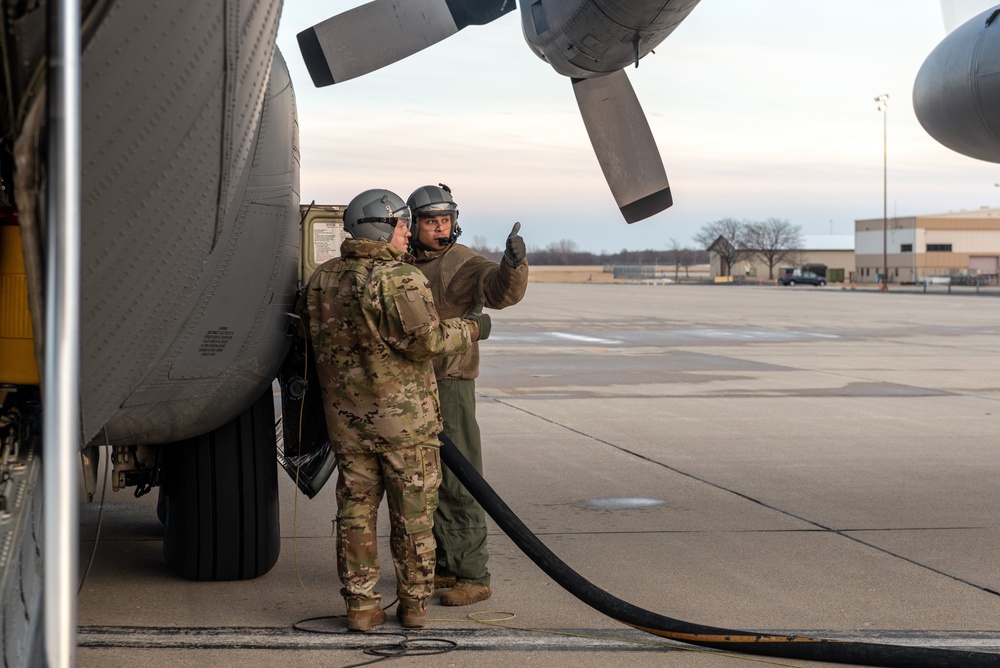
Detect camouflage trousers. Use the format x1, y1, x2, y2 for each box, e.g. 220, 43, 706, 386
335, 442, 442, 611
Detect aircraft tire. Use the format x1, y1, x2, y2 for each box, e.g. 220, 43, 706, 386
162, 388, 281, 581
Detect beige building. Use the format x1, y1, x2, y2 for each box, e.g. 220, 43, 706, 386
855, 209, 1000, 285
709, 235, 854, 283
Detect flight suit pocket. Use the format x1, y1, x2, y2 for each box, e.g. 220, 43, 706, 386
393, 289, 434, 334
406, 528, 436, 586
409, 528, 435, 556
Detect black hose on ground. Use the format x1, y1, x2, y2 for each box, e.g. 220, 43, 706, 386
438, 434, 1000, 667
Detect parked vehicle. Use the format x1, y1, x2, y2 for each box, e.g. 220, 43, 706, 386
778, 271, 826, 286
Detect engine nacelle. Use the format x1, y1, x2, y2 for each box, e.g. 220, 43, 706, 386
520, 0, 701, 79
913, 6, 1000, 162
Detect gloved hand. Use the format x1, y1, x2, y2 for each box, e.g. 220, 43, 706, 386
465, 312, 491, 341
503, 222, 525, 267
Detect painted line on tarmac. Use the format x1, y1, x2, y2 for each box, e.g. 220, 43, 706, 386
549, 332, 620, 344
77, 625, 1000, 653
494, 398, 1000, 600
78, 625, 685, 652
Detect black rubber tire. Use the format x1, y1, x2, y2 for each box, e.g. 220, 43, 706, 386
162, 388, 280, 581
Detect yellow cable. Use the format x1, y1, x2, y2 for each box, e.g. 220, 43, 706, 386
421, 609, 803, 667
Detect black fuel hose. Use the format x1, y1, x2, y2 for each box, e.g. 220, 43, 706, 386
439, 435, 1000, 667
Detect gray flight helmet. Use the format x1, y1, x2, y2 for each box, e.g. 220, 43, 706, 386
406, 183, 462, 247
344, 188, 410, 243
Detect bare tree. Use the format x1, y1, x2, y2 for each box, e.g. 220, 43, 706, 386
545, 239, 580, 265
669, 237, 683, 281
548, 239, 580, 254
694, 218, 748, 277
666, 240, 700, 280
679, 247, 699, 277
744, 218, 803, 279
468, 235, 498, 258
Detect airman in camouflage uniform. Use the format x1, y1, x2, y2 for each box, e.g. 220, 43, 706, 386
297, 189, 491, 631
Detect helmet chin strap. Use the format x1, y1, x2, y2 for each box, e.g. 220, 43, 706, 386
410, 237, 455, 253
410, 237, 451, 253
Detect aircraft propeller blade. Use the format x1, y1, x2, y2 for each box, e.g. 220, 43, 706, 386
298, 0, 515, 87
572, 70, 672, 223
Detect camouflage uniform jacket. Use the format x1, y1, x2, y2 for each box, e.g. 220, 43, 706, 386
298, 238, 475, 454
413, 242, 528, 380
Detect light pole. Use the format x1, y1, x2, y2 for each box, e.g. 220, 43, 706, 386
875, 94, 889, 291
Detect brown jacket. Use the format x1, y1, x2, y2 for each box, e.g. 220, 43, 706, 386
413, 242, 528, 380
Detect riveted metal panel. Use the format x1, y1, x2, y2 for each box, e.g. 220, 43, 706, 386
77, 0, 294, 445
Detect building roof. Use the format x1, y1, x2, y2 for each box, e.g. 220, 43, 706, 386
925, 207, 1000, 218
856, 207, 1000, 224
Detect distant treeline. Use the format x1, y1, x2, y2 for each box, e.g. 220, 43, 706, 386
467, 237, 709, 267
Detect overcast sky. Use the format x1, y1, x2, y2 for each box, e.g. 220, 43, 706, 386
275, 1, 1000, 254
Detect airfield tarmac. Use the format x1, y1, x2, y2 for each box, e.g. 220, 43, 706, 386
76, 282, 1000, 667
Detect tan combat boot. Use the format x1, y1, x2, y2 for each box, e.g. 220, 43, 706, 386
440, 581, 491, 606
396, 601, 427, 628
346, 606, 386, 632
434, 574, 457, 589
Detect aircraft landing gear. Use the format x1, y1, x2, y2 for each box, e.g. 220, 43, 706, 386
160, 388, 280, 581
